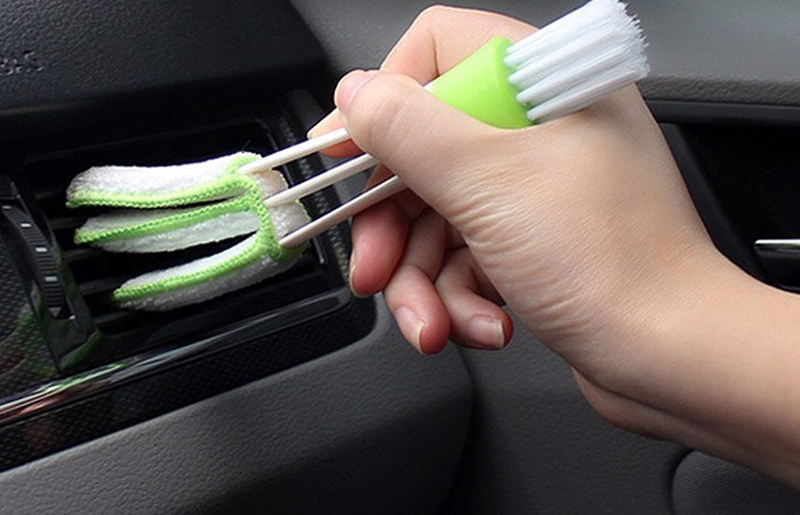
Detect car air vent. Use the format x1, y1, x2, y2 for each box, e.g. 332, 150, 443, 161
13, 118, 349, 373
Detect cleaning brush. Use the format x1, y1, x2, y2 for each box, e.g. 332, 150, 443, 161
66, 0, 648, 311
250, 0, 649, 247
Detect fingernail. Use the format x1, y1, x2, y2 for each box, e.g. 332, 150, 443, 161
467, 316, 506, 349
395, 306, 426, 353
307, 109, 338, 139
348, 248, 368, 298
335, 69, 378, 113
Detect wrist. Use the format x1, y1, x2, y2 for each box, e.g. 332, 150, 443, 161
605, 247, 758, 405
599, 249, 800, 485
571, 239, 737, 396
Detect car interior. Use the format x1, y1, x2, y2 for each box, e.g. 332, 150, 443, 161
1, 0, 800, 513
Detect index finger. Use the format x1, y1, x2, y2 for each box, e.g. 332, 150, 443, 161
312, 6, 536, 157
381, 6, 536, 83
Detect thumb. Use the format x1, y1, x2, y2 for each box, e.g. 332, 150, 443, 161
335, 69, 499, 213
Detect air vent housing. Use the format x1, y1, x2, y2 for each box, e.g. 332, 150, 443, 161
13, 117, 350, 373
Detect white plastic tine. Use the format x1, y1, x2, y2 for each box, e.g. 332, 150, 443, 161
264, 153, 379, 208
515, 44, 627, 106
754, 239, 800, 251
279, 175, 406, 248
239, 127, 350, 175
526, 65, 641, 122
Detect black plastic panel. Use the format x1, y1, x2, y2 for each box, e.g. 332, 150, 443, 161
0, 0, 325, 142
679, 123, 800, 244
0, 303, 472, 515
654, 104, 800, 288
0, 295, 375, 473
673, 451, 800, 515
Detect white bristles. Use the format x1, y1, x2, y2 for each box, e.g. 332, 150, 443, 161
505, 0, 648, 123
509, 18, 629, 90
526, 62, 644, 122
506, 0, 626, 65
514, 42, 634, 107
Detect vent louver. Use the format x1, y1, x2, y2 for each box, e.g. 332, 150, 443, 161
17, 118, 348, 372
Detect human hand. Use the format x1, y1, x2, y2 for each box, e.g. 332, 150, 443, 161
309, 6, 755, 445
309, 6, 800, 488
311, 4, 719, 366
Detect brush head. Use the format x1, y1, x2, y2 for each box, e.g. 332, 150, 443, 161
504, 0, 649, 123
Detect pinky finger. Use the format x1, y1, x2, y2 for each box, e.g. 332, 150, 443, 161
436, 248, 513, 350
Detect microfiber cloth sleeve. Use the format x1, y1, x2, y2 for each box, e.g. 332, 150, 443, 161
111, 189, 308, 310
74, 204, 260, 253
66, 152, 310, 311
66, 153, 261, 208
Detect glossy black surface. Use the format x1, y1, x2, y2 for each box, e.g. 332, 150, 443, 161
0, 296, 375, 472
0, 242, 58, 399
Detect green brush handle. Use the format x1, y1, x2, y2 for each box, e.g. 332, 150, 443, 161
427, 37, 530, 129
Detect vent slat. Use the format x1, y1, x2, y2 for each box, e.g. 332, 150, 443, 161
23, 119, 339, 368
78, 277, 127, 297
94, 310, 138, 329
63, 247, 105, 262
49, 216, 85, 231
34, 186, 67, 201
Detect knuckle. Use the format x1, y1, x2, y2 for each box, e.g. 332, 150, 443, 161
415, 5, 455, 26
348, 75, 418, 162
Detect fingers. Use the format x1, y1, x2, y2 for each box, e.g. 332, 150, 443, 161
358, 205, 512, 353
308, 7, 534, 147
312, 7, 536, 355
349, 192, 421, 296
382, 209, 451, 355
350, 193, 512, 352
381, 6, 535, 82
348, 201, 406, 297
436, 248, 513, 349
350, 164, 428, 296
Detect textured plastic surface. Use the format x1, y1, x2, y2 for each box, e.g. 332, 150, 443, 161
0, 1, 323, 110
429, 37, 530, 129
0, 0, 325, 143
445, 311, 684, 515
290, 0, 800, 106
673, 452, 800, 515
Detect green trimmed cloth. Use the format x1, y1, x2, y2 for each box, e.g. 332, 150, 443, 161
66, 152, 309, 311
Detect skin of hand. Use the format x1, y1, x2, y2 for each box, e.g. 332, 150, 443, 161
310, 6, 800, 488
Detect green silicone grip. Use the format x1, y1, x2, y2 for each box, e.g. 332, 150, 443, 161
428, 37, 530, 129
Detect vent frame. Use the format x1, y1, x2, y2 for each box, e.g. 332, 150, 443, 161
9, 114, 352, 374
